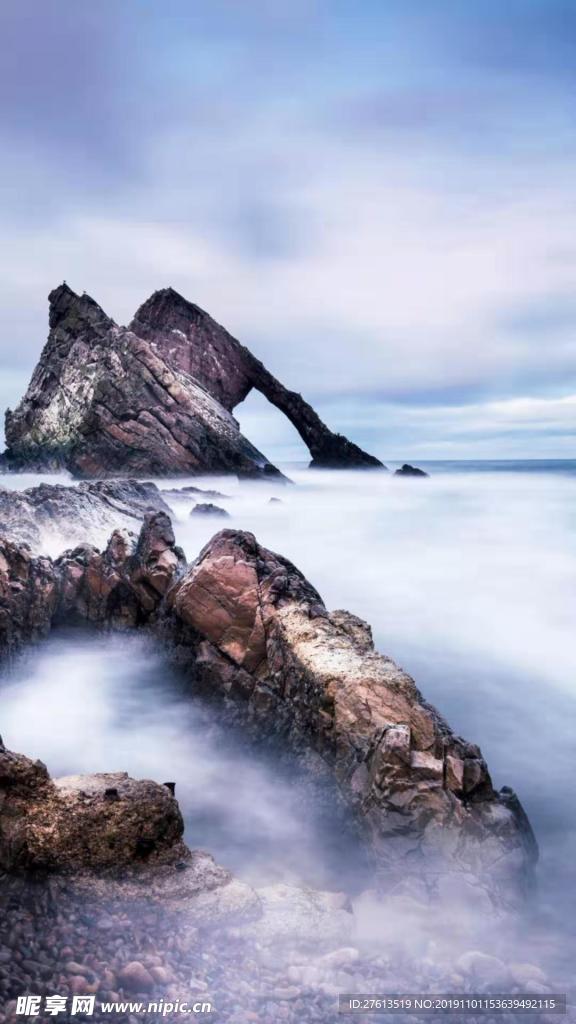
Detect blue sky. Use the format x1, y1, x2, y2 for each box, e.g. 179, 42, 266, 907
0, 0, 575, 460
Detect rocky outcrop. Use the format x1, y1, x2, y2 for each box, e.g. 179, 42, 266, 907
3, 284, 382, 477
3, 285, 283, 480
0, 479, 171, 551
0, 516, 537, 910
0, 741, 259, 922
0, 512, 184, 653
395, 463, 429, 478
163, 530, 537, 910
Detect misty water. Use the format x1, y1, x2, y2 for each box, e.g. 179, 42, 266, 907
1, 463, 576, 981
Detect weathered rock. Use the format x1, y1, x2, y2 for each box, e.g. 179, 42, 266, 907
394, 464, 429, 477
0, 478, 171, 551
0, 515, 538, 912
131, 287, 384, 469
3, 285, 283, 480
3, 283, 382, 476
190, 503, 230, 519
0, 512, 185, 655
162, 529, 538, 909
0, 741, 260, 924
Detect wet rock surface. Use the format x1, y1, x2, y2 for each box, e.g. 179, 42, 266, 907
3, 284, 382, 477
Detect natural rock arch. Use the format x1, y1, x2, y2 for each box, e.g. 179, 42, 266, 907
2, 285, 384, 478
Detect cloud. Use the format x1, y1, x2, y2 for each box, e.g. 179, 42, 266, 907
0, 0, 575, 456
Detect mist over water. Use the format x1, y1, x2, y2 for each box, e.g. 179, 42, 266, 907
1, 463, 576, 988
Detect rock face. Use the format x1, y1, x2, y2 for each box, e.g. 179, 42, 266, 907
3, 285, 283, 480
163, 530, 538, 909
3, 284, 383, 477
0, 478, 171, 551
0, 515, 537, 910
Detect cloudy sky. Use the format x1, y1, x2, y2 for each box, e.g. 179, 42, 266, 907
0, 0, 575, 461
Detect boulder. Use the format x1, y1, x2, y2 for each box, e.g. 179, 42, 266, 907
190, 503, 230, 519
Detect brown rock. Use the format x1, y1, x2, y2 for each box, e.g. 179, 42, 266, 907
118, 961, 155, 993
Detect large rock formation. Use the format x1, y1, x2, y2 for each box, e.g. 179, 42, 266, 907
162, 530, 538, 911
0, 514, 536, 910
2, 285, 283, 480
131, 287, 384, 470
2, 284, 383, 478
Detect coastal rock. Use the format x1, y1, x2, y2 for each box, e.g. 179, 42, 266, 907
190, 503, 230, 519
0, 741, 260, 924
3, 284, 382, 476
163, 529, 538, 909
394, 464, 429, 478
0, 478, 171, 552
3, 285, 283, 480
0, 516, 537, 910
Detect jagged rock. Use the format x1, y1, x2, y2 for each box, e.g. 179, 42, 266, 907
0, 517, 537, 911
163, 529, 538, 909
394, 464, 429, 478
3, 284, 383, 476
3, 285, 283, 480
190, 503, 230, 519
0, 512, 185, 650
0, 478, 171, 551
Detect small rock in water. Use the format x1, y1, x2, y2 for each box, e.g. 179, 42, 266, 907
190, 503, 231, 518
394, 463, 429, 478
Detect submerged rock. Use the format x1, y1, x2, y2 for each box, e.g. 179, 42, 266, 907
394, 463, 429, 477
3, 284, 382, 477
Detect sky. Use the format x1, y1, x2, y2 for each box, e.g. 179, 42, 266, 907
0, 0, 575, 461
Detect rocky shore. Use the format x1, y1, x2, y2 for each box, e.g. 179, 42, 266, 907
0, 510, 537, 908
